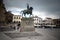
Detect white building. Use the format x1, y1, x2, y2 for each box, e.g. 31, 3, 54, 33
12, 15, 22, 23
42, 18, 56, 27
33, 16, 42, 27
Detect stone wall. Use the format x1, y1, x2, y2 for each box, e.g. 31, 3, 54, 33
0, 0, 6, 23
0, 0, 13, 26
20, 17, 35, 32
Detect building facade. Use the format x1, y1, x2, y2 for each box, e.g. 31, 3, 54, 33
13, 15, 22, 23
53, 19, 60, 27
42, 18, 56, 28
0, 0, 6, 23
33, 16, 42, 27
5, 11, 13, 23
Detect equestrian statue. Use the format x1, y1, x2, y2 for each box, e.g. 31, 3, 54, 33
20, 4, 33, 17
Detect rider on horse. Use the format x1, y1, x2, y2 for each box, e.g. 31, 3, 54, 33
20, 3, 33, 17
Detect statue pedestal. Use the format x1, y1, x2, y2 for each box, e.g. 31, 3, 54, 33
20, 17, 35, 32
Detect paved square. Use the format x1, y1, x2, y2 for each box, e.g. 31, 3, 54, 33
4, 32, 42, 38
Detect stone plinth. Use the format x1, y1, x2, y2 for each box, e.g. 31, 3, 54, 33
20, 17, 35, 32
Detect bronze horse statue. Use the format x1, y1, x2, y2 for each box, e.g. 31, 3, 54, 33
20, 4, 33, 17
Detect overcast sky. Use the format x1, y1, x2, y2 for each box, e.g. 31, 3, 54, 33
3, 0, 60, 19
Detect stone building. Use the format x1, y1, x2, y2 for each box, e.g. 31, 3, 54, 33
33, 16, 42, 28
0, 0, 13, 26
0, 0, 6, 24
42, 18, 56, 28
5, 11, 13, 23
53, 19, 60, 27
12, 15, 22, 23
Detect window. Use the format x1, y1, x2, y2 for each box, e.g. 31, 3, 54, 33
19, 17, 20, 19
14, 21, 15, 23
14, 17, 16, 19
39, 20, 40, 22
19, 21, 20, 23
17, 17, 18, 19
37, 19, 38, 21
